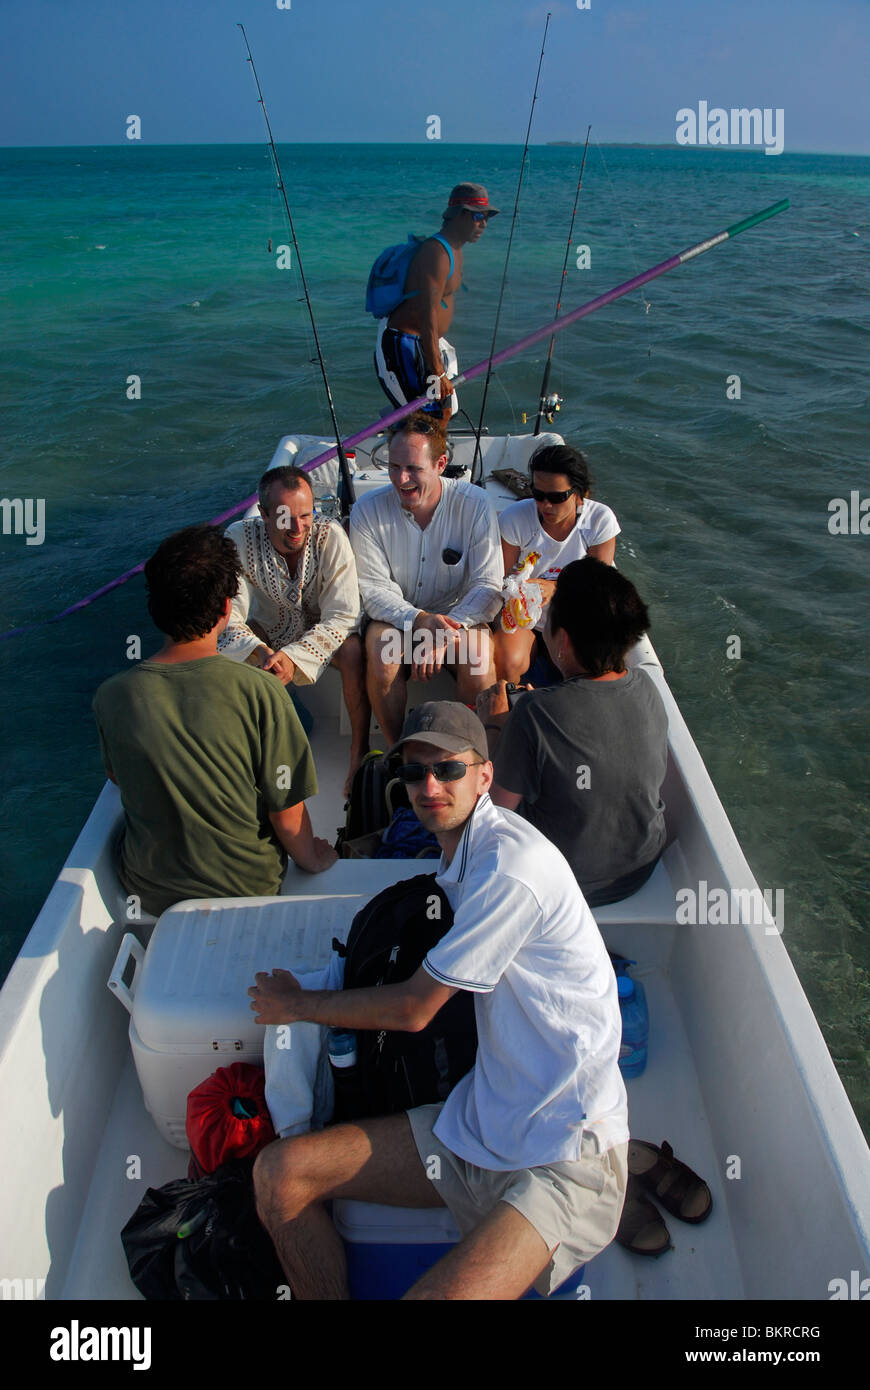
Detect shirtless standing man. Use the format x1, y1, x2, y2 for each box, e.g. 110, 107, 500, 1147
374, 183, 499, 419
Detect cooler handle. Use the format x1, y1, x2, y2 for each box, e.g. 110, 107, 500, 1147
107, 932, 145, 1015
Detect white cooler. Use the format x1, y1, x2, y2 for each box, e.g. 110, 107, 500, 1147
108, 894, 365, 1148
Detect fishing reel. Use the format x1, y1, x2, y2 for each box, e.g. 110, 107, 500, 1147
521, 392, 563, 427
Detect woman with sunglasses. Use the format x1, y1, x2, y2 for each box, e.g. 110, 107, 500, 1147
494, 443, 620, 684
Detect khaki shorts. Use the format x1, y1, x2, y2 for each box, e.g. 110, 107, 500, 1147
407, 1104, 628, 1297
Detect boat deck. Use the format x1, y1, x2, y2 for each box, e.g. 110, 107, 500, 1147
61, 939, 740, 1300
4, 437, 868, 1302
60, 694, 738, 1301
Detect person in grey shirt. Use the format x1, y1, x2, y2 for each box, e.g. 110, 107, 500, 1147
478, 557, 668, 907
349, 412, 503, 746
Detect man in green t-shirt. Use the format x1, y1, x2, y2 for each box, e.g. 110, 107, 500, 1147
93, 525, 337, 918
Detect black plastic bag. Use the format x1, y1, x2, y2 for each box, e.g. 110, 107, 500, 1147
121, 1157, 286, 1300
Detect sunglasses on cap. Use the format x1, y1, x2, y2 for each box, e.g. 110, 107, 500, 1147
396, 759, 484, 785
531, 486, 575, 504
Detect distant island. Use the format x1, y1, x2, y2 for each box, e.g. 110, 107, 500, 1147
546, 141, 678, 148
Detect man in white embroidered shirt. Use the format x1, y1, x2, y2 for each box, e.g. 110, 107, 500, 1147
219, 464, 369, 791
348, 412, 503, 747
250, 701, 628, 1300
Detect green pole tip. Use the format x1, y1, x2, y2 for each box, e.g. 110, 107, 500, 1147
726, 199, 790, 239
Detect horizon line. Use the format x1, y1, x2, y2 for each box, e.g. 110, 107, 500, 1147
1, 140, 867, 158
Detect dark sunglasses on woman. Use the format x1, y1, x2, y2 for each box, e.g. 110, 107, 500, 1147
530, 486, 575, 504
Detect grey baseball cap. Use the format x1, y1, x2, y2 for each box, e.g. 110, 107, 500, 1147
389, 701, 489, 762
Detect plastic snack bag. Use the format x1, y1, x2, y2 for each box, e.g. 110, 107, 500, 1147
499, 551, 543, 633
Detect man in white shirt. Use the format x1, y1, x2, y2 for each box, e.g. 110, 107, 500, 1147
218, 465, 369, 791
349, 413, 503, 747
249, 701, 628, 1301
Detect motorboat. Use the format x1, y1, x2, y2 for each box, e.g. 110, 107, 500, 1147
1, 430, 868, 1303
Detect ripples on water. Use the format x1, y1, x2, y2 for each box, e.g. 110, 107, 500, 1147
1, 143, 867, 1130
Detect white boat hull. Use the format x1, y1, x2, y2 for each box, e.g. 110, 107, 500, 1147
1, 434, 867, 1301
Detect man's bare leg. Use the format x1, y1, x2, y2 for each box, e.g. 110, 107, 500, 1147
365, 621, 408, 750
454, 626, 496, 705
330, 635, 371, 796
253, 1113, 443, 1301
404, 1201, 555, 1301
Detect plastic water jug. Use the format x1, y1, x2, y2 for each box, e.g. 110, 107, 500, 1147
617, 974, 648, 1078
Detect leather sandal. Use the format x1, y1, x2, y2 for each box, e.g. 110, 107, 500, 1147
615, 1175, 672, 1256
628, 1139, 713, 1224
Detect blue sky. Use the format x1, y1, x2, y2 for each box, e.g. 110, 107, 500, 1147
1, 0, 868, 153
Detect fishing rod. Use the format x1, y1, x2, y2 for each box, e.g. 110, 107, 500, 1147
533, 124, 591, 436
0, 199, 788, 641
470, 10, 551, 485
237, 22, 355, 515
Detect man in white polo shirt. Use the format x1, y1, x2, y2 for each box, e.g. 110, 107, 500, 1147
348, 412, 503, 747
250, 701, 628, 1300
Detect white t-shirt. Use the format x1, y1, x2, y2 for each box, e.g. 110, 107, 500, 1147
422, 794, 628, 1171
499, 496, 621, 578
499, 497, 621, 627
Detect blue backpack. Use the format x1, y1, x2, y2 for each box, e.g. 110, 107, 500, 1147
365, 234, 454, 319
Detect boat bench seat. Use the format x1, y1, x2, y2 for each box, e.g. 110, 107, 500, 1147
591, 853, 677, 927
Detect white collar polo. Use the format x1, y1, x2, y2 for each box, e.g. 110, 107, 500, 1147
424, 794, 629, 1170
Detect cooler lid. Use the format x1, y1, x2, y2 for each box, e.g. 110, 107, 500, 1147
131, 894, 363, 1051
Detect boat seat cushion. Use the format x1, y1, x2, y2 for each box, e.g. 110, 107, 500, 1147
591, 855, 676, 926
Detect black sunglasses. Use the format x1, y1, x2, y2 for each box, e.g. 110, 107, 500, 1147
531, 486, 575, 504
397, 759, 483, 785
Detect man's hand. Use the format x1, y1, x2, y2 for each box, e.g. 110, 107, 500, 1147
476, 680, 533, 725
293, 836, 339, 874
270, 802, 338, 874
476, 679, 511, 727
426, 372, 455, 404
434, 373, 454, 423
248, 968, 305, 1025
262, 650, 296, 685
411, 612, 462, 680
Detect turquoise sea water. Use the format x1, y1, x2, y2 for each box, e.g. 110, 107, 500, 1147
1, 143, 868, 1133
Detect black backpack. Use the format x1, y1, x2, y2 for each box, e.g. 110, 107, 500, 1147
337, 750, 409, 846
330, 874, 477, 1121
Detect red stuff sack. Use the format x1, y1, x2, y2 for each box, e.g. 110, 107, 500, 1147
186, 1063, 276, 1177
